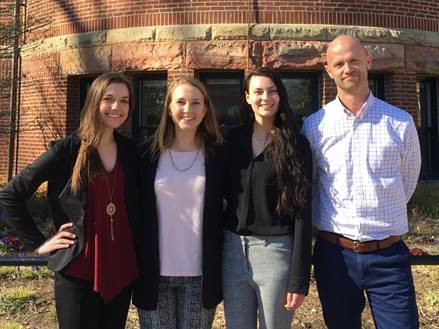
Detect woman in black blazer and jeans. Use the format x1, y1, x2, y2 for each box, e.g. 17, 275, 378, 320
134, 77, 226, 329
0, 73, 141, 329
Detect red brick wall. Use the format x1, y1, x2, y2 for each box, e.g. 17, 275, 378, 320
28, 0, 439, 39
0, 58, 11, 174
385, 72, 419, 122
321, 74, 337, 106
15, 52, 68, 169
0, 1, 13, 175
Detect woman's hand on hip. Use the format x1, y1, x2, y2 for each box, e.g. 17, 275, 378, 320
35, 222, 76, 256
284, 292, 305, 311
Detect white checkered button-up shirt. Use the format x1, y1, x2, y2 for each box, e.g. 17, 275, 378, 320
302, 93, 421, 241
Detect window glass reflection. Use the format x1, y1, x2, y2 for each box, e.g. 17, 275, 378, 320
199, 72, 244, 131
138, 77, 167, 142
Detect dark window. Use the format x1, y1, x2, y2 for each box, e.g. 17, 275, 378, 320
279, 72, 320, 118
417, 78, 439, 179
79, 76, 97, 113
198, 71, 244, 131
368, 74, 385, 100
132, 74, 167, 143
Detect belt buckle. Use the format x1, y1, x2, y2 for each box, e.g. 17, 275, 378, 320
353, 241, 359, 253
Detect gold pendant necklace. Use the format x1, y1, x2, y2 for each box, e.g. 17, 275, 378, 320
105, 165, 117, 241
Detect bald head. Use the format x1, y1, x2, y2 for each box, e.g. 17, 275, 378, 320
327, 35, 369, 59
324, 35, 372, 98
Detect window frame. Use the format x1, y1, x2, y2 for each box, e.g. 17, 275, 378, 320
278, 71, 321, 118
198, 70, 244, 131
417, 78, 439, 179
368, 74, 385, 100
132, 73, 168, 143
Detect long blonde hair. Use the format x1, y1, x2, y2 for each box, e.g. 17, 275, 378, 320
150, 77, 223, 158
71, 72, 133, 192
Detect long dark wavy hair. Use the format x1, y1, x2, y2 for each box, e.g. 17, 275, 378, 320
242, 67, 310, 215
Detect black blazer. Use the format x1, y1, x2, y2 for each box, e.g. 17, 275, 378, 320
0, 132, 141, 272
133, 142, 226, 310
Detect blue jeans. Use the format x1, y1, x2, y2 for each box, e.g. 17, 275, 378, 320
137, 276, 215, 329
222, 230, 294, 329
313, 235, 419, 329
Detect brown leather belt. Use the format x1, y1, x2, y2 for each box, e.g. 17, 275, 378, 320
318, 231, 401, 253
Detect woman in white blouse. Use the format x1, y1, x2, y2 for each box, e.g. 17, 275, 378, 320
133, 78, 226, 329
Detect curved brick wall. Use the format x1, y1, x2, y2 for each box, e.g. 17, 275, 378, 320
29, 0, 439, 38
1, 0, 438, 174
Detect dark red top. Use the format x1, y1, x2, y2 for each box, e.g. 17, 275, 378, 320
63, 159, 138, 303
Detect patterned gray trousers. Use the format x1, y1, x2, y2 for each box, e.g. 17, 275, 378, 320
138, 276, 215, 329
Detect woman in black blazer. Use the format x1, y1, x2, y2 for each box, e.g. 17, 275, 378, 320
0, 73, 141, 329
133, 78, 225, 329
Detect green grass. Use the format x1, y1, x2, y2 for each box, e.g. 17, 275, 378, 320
48, 304, 57, 322
0, 267, 52, 281
0, 287, 36, 313
21, 267, 52, 280
0, 267, 20, 280
423, 290, 439, 311
0, 322, 24, 329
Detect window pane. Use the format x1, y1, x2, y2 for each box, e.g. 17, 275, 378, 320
280, 74, 320, 118
368, 75, 385, 100
79, 77, 96, 113
138, 77, 167, 142
282, 78, 315, 117
417, 78, 439, 179
199, 72, 243, 130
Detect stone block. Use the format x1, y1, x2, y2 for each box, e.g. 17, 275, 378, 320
327, 25, 359, 40
186, 41, 247, 69
271, 24, 327, 41
367, 44, 405, 71
212, 24, 248, 40
406, 46, 439, 75
60, 46, 110, 75
262, 41, 326, 69
156, 25, 211, 41
327, 26, 388, 42
107, 27, 155, 44
425, 31, 439, 47
64, 30, 107, 48
112, 42, 183, 70
389, 29, 425, 45
355, 28, 389, 42
250, 24, 270, 40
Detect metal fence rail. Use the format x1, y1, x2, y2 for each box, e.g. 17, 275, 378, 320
0, 255, 439, 267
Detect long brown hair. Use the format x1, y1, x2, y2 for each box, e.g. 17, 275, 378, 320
150, 77, 223, 158
242, 68, 310, 215
71, 72, 133, 192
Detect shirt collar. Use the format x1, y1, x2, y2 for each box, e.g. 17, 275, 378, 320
335, 91, 375, 119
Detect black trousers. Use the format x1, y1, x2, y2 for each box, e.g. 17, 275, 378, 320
54, 272, 132, 329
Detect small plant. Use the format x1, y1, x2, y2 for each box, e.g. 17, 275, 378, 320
48, 304, 57, 322
22, 267, 52, 280
0, 287, 36, 313
0, 267, 20, 280
0, 236, 23, 256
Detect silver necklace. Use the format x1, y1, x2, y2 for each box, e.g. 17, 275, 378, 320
168, 148, 200, 172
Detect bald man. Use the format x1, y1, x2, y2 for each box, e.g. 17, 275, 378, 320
302, 35, 421, 329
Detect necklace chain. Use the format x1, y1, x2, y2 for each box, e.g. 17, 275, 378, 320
105, 164, 117, 240
168, 148, 200, 172
105, 166, 117, 203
